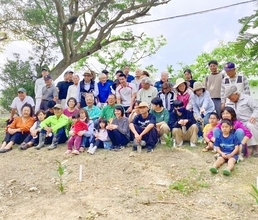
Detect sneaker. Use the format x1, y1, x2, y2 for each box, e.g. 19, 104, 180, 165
147, 148, 154, 153
72, 149, 80, 155
190, 142, 196, 147
47, 144, 57, 150
79, 147, 85, 153
210, 167, 218, 174
65, 150, 72, 154
222, 169, 231, 176
18, 143, 26, 150
89, 146, 97, 155
177, 141, 183, 147
87, 143, 94, 153
197, 137, 203, 144
238, 153, 244, 162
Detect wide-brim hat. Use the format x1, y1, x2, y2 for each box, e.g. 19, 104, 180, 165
225, 85, 238, 97
174, 78, 185, 89
83, 70, 92, 76
138, 102, 149, 108
193, 82, 205, 92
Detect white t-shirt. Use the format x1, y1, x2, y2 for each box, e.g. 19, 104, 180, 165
116, 83, 137, 107
137, 86, 158, 105
10, 96, 35, 116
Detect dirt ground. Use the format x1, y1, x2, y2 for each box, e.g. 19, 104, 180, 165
0, 132, 258, 220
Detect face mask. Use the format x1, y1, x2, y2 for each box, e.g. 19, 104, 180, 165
177, 107, 186, 114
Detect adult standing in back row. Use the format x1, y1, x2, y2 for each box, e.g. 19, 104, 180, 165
205, 60, 223, 116
34, 68, 49, 112
221, 62, 250, 110
56, 70, 74, 109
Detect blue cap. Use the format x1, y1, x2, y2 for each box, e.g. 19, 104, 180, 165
224, 62, 235, 71
44, 75, 52, 81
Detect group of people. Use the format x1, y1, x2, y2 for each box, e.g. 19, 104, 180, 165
1, 62, 258, 176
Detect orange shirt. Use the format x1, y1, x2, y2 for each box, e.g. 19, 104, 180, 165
7, 117, 35, 133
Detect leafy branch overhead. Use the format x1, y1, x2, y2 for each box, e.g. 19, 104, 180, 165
0, 0, 171, 78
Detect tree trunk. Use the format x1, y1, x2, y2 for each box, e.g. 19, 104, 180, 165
50, 59, 71, 80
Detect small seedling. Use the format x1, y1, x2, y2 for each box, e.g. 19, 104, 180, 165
163, 133, 173, 149
250, 184, 258, 204
55, 160, 69, 193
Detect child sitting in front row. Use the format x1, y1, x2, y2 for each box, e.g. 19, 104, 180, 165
202, 112, 219, 152
19, 110, 46, 150
66, 113, 88, 155
87, 118, 109, 155
210, 119, 240, 176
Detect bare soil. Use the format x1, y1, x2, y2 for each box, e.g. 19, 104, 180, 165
0, 128, 258, 219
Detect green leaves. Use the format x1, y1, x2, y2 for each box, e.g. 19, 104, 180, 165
250, 184, 258, 204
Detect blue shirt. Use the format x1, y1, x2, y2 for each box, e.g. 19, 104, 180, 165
126, 74, 135, 83
97, 81, 112, 103
214, 133, 240, 155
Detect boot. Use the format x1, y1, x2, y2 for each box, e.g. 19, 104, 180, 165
47, 135, 58, 150
34, 133, 46, 150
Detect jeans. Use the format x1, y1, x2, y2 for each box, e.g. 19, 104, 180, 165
41, 127, 68, 144
23, 134, 39, 145
197, 113, 211, 137
4, 132, 29, 145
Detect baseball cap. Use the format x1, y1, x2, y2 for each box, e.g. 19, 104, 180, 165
18, 88, 26, 93
53, 104, 62, 109
44, 75, 52, 81
224, 62, 235, 71
224, 85, 238, 98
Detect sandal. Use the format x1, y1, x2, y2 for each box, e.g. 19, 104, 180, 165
79, 147, 85, 153
210, 167, 218, 174
222, 169, 231, 176
202, 147, 209, 152
72, 150, 80, 155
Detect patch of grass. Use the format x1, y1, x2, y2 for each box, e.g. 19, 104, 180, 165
169, 168, 209, 195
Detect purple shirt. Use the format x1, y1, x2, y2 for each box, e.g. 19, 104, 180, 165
207, 119, 252, 139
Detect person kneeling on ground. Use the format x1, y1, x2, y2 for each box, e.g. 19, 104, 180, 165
210, 119, 240, 176
169, 100, 198, 147
129, 102, 158, 153
35, 104, 69, 150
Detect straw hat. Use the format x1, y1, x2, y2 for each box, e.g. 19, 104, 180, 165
193, 82, 205, 92
173, 78, 185, 89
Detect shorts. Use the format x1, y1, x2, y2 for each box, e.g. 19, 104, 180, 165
219, 154, 238, 162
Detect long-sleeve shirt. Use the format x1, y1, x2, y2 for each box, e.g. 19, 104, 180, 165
207, 119, 252, 139
168, 110, 196, 130
231, 94, 258, 124
83, 105, 101, 121
66, 84, 79, 103
221, 73, 250, 104
112, 117, 130, 139
191, 90, 214, 118
7, 117, 35, 133
71, 120, 88, 134
96, 129, 108, 141
83, 120, 94, 138
205, 72, 223, 98
34, 77, 45, 99
40, 114, 69, 134
175, 88, 193, 110
30, 120, 41, 132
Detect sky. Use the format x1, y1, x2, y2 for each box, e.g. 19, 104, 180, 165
0, 0, 256, 84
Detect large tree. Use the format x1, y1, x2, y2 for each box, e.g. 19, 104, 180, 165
234, 1, 258, 58
0, 0, 170, 79
174, 42, 258, 81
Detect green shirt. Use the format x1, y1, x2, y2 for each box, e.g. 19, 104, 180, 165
40, 114, 69, 134
150, 108, 169, 124
99, 104, 116, 121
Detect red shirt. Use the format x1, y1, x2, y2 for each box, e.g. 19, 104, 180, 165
71, 120, 88, 134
